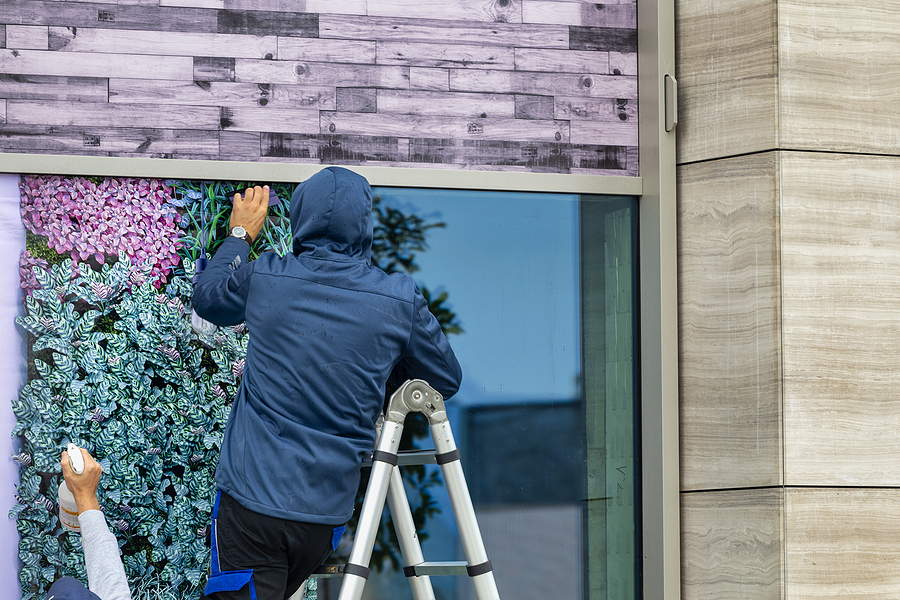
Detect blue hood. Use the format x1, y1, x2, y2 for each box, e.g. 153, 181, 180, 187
290, 166, 373, 261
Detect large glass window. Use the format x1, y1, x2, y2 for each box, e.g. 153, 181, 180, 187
319, 189, 640, 600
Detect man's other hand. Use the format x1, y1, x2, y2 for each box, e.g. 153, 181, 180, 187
230, 185, 270, 243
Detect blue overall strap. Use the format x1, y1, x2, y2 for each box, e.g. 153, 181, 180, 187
204, 491, 258, 600
331, 524, 346, 551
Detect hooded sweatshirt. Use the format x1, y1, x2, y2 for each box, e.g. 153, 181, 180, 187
193, 167, 462, 524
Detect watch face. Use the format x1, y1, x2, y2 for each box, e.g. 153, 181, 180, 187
232, 226, 247, 237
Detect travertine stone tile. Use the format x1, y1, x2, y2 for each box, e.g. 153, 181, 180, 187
779, 0, 900, 154
675, 0, 778, 164
785, 488, 900, 599
678, 153, 783, 490
681, 488, 784, 600
781, 152, 900, 486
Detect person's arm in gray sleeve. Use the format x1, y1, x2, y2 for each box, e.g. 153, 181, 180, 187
394, 288, 463, 399
193, 185, 270, 326
61, 448, 132, 600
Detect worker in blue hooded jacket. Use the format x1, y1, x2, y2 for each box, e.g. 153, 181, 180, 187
193, 167, 462, 600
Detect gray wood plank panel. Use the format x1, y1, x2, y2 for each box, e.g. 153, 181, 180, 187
0, 100, 5, 124
262, 132, 409, 163
522, 1, 636, 27
0, 74, 108, 102
681, 489, 783, 600
779, 0, 900, 154
219, 106, 319, 133
110, 79, 336, 110
48, 26, 277, 59
409, 138, 630, 173
570, 120, 637, 146
678, 152, 783, 490
675, 0, 778, 164
786, 488, 900, 600
235, 59, 410, 88
609, 51, 636, 75
515, 47, 610, 73
335, 88, 376, 113
6, 99, 220, 129
555, 96, 636, 123
376, 42, 515, 70
514, 94, 553, 120
568, 26, 636, 52
0, 1, 219, 33
223, 0, 367, 14
320, 112, 570, 143
0, 124, 219, 154
6, 25, 48, 50
571, 144, 636, 175
219, 130, 261, 161
0, 25, 6, 49
366, 0, 523, 24
409, 67, 449, 91
277, 38, 375, 64
217, 10, 317, 37
194, 57, 235, 82
159, 0, 223, 7
781, 153, 900, 486
375, 90, 515, 118
319, 15, 569, 48
451, 69, 637, 98
0, 49, 193, 80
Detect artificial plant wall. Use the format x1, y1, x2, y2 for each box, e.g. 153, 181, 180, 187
12, 174, 458, 600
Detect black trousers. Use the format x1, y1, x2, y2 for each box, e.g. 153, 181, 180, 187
205, 492, 337, 600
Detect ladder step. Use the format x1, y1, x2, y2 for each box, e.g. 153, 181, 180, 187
362, 449, 437, 466
403, 561, 470, 577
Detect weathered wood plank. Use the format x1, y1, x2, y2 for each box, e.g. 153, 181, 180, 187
0, 49, 193, 80
319, 15, 569, 48
451, 69, 637, 98
570, 120, 637, 146
262, 132, 410, 163
0, 25, 6, 49
515, 94, 554, 119
409, 67, 449, 91
376, 42, 515, 70
6, 25, 48, 50
194, 57, 235, 82
320, 112, 570, 143
408, 138, 629, 172
218, 10, 318, 37
376, 89, 515, 118
159, 0, 224, 8
0, 124, 219, 154
335, 88, 376, 113
6, 99, 220, 129
555, 95, 636, 122
523, 1, 636, 27
277, 37, 375, 63
0, 1, 219, 33
609, 51, 636, 75
515, 47, 609, 73
219, 129, 261, 161
222, 0, 367, 15
569, 26, 637, 53
110, 79, 336, 110
0, 74, 108, 102
235, 59, 410, 88
367, 0, 522, 24
0, 100, 6, 124
219, 106, 319, 133
48, 27, 277, 59
569, 144, 636, 176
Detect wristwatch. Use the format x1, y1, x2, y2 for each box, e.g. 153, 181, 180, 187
229, 226, 253, 245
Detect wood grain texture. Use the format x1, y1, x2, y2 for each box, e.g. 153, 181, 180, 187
218, 106, 318, 133
681, 489, 784, 600
377, 42, 515, 70
780, 153, 900, 486
409, 67, 449, 91
555, 96, 636, 123
366, 0, 523, 24
515, 94, 553, 120
335, 87, 376, 113
451, 69, 637, 98
0, 74, 108, 102
0, 48, 193, 79
277, 37, 375, 63
234, 59, 410, 88
376, 90, 515, 118
319, 14, 569, 48
7, 99, 220, 129
0, 1, 220, 33
675, 0, 778, 164
570, 120, 637, 146
568, 26, 636, 52
6, 25, 48, 50
785, 488, 900, 600
48, 26, 277, 59
0, 124, 218, 154
219, 129, 260, 160
217, 10, 318, 37
110, 79, 336, 110
779, 0, 900, 154
515, 47, 610, 73
262, 132, 409, 162
522, 1, 636, 27
678, 152, 783, 491
220, 0, 367, 14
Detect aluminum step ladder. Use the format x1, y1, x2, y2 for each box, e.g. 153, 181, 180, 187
316, 379, 500, 600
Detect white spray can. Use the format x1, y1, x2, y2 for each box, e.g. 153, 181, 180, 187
58, 443, 85, 533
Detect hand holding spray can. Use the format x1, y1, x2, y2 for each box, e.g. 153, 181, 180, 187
58, 443, 86, 532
